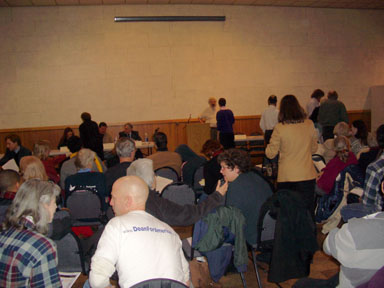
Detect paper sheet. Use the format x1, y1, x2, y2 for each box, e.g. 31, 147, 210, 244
59, 272, 81, 288
155, 176, 173, 193
2, 159, 19, 172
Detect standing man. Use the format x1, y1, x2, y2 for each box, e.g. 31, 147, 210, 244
79, 112, 104, 160
199, 97, 218, 140
259, 95, 279, 145
89, 176, 190, 288
216, 98, 235, 149
0, 134, 31, 167
318, 91, 348, 141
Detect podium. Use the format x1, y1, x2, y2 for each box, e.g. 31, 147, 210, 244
186, 123, 211, 154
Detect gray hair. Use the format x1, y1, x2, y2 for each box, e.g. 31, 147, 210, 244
2, 179, 60, 235
126, 159, 155, 189
116, 137, 136, 158
75, 148, 95, 170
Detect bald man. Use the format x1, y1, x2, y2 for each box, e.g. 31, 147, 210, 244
199, 97, 218, 140
89, 176, 190, 288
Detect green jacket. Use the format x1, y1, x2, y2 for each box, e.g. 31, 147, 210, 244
318, 99, 349, 126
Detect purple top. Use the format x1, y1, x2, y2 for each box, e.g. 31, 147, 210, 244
216, 109, 235, 133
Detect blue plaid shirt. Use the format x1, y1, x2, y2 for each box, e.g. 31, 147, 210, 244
0, 218, 62, 287
362, 153, 384, 211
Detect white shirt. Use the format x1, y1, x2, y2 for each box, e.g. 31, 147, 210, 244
89, 210, 190, 288
259, 105, 279, 132
199, 106, 218, 127
306, 98, 319, 118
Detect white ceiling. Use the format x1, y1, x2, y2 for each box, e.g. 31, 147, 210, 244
1, 0, 384, 9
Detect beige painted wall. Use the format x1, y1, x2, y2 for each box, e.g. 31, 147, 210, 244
0, 5, 383, 129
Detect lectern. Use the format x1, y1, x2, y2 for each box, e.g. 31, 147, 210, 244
186, 123, 211, 154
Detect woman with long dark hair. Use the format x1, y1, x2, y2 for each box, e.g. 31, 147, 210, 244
57, 127, 73, 149
350, 120, 368, 156
266, 94, 318, 214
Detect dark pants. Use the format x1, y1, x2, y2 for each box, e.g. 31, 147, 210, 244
210, 127, 218, 140
264, 129, 273, 145
219, 132, 235, 150
322, 126, 335, 142
277, 179, 316, 218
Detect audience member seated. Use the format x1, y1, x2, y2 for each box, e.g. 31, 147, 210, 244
218, 149, 273, 245
57, 127, 74, 149
119, 122, 141, 140
175, 144, 206, 186
201, 140, 223, 195
34, 140, 66, 184
0, 134, 31, 167
89, 176, 190, 288
0, 179, 61, 287
79, 112, 104, 161
323, 211, 384, 287
0, 170, 21, 223
318, 90, 349, 141
341, 131, 384, 222
60, 136, 106, 189
317, 121, 350, 164
316, 136, 358, 196
99, 122, 113, 143
65, 149, 108, 211
147, 132, 182, 177
19, 156, 49, 181
126, 159, 227, 226
350, 120, 369, 156
105, 138, 136, 196
358, 125, 384, 172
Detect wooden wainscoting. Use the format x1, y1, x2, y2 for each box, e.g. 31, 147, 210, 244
0, 110, 371, 154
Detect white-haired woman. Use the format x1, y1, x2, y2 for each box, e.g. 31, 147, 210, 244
0, 179, 62, 287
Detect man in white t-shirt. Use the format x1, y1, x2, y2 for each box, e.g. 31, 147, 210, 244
89, 176, 190, 288
199, 97, 218, 140
259, 95, 279, 145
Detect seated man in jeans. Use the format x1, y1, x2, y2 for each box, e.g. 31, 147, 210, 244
341, 125, 384, 222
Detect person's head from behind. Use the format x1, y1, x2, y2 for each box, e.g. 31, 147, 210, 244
376, 124, 384, 149
311, 89, 324, 101
217, 149, 252, 182
63, 127, 73, 140
2, 179, 60, 234
201, 139, 222, 159
352, 120, 368, 146
126, 158, 155, 190
116, 137, 136, 160
153, 132, 168, 151
75, 149, 95, 170
124, 123, 133, 134
327, 90, 338, 100
67, 136, 82, 153
333, 122, 350, 137
19, 156, 48, 181
278, 94, 306, 124
110, 176, 149, 216
0, 170, 21, 196
81, 112, 91, 122
99, 122, 108, 135
5, 134, 21, 152
218, 98, 226, 107
268, 95, 277, 106
334, 136, 351, 163
33, 140, 51, 161
208, 97, 217, 108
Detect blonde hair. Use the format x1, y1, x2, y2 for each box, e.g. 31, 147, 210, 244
19, 156, 48, 181
33, 140, 51, 161
2, 179, 60, 234
75, 149, 95, 170
334, 136, 350, 163
333, 122, 350, 137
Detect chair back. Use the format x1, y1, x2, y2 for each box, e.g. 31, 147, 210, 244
312, 154, 326, 173
192, 165, 205, 195
66, 189, 103, 225
131, 278, 188, 288
161, 182, 195, 205
155, 167, 179, 182
55, 231, 86, 274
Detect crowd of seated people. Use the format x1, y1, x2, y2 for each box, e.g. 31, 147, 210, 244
1, 92, 384, 288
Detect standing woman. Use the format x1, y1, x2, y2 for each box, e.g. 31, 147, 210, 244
266, 95, 318, 214
0, 179, 62, 287
216, 98, 235, 149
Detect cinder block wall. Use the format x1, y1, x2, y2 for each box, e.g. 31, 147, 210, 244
0, 5, 383, 129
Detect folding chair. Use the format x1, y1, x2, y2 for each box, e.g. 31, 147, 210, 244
65, 189, 105, 226
155, 167, 179, 182
130, 278, 188, 288
312, 154, 326, 174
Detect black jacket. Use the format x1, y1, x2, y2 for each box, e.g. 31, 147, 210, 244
0, 145, 32, 166
79, 120, 104, 160
119, 130, 141, 141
